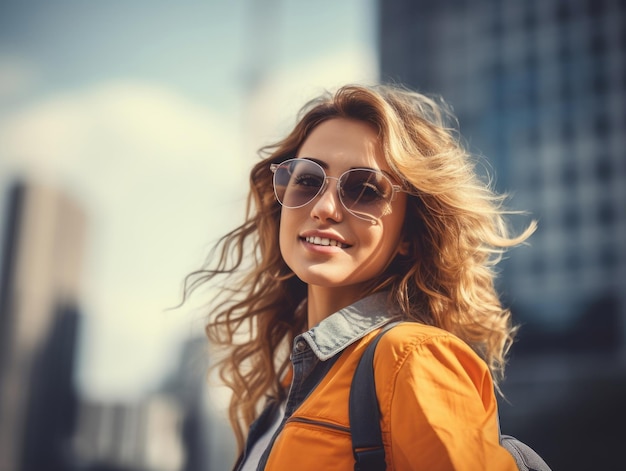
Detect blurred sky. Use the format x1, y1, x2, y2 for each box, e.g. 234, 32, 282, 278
0, 0, 378, 402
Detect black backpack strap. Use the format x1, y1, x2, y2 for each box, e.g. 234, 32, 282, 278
349, 322, 399, 471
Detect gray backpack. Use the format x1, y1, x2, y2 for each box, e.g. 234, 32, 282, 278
349, 324, 552, 471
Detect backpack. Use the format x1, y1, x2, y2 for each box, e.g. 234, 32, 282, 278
349, 323, 552, 471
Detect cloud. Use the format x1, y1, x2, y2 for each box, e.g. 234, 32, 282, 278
0, 81, 247, 400
242, 47, 379, 156
0, 81, 244, 187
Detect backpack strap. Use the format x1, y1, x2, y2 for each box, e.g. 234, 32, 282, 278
500, 435, 552, 471
349, 322, 398, 471
348, 322, 552, 471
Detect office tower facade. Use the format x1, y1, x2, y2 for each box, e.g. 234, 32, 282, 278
379, 0, 626, 350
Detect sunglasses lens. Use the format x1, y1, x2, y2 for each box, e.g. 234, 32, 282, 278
339, 170, 394, 219
273, 160, 325, 208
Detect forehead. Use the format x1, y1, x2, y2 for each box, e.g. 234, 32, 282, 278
296, 118, 387, 171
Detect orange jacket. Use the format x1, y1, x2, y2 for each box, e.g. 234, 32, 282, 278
240, 294, 518, 470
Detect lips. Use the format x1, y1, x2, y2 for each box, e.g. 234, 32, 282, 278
302, 235, 350, 249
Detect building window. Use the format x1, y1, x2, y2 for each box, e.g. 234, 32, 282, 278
526, 123, 541, 147
522, 3, 538, 31
564, 250, 582, 272
593, 112, 611, 138
561, 162, 579, 186
530, 252, 548, 275
598, 244, 618, 272
596, 200, 616, 226
591, 66, 609, 95
560, 116, 575, 140
562, 205, 581, 230
555, 1, 573, 22
586, 0, 607, 18
589, 30, 608, 56
594, 154, 613, 182
527, 167, 544, 190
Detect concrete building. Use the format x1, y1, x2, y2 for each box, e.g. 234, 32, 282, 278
0, 181, 87, 471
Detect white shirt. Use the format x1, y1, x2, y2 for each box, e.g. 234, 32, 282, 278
240, 401, 286, 471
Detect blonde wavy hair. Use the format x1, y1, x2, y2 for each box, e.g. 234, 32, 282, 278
185, 84, 535, 451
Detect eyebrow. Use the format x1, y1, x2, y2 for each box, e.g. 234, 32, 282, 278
300, 157, 396, 180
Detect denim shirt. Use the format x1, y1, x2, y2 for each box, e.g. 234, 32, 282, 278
234, 291, 401, 471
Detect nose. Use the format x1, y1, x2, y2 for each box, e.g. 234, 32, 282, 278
309, 176, 343, 222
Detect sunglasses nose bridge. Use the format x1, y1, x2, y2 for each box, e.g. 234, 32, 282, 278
319, 175, 343, 201
303, 174, 344, 221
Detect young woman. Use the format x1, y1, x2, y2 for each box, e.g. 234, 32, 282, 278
187, 84, 536, 470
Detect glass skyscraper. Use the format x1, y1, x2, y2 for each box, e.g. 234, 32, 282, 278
380, 0, 625, 349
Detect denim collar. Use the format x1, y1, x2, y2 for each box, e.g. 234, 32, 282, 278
298, 291, 401, 361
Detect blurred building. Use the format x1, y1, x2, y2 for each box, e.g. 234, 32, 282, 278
72, 396, 185, 471
379, 0, 626, 469
380, 0, 625, 345
0, 181, 86, 471
160, 336, 237, 471
0, 181, 234, 471
71, 336, 236, 471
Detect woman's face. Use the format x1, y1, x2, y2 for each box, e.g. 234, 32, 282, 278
278, 118, 407, 299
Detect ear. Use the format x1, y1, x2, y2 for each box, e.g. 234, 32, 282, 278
397, 238, 411, 256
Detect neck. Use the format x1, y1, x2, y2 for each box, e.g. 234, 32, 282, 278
306, 285, 366, 329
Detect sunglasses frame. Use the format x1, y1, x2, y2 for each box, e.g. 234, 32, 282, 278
270, 158, 406, 222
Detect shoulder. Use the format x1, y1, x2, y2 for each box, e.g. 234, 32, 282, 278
379, 321, 456, 344
373, 322, 491, 388
377, 321, 480, 359
371, 323, 512, 470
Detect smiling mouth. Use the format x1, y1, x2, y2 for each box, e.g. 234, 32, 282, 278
303, 236, 350, 248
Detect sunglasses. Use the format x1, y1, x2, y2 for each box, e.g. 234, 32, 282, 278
270, 158, 406, 222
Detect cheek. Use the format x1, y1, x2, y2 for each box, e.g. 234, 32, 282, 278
372, 229, 402, 260
357, 223, 401, 264
372, 205, 407, 259
380, 198, 406, 232
278, 210, 295, 262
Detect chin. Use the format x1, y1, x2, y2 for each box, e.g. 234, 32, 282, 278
296, 273, 344, 287
295, 268, 370, 292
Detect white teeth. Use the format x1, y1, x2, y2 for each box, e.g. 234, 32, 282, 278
305, 236, 347, 248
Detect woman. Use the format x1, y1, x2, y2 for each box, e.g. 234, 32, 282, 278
187, 84, 536, 470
